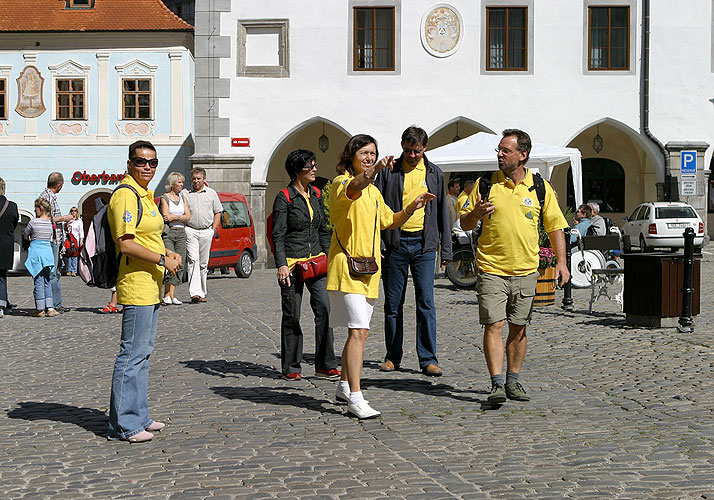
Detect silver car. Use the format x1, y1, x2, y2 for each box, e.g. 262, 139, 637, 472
623, 202, 704, 252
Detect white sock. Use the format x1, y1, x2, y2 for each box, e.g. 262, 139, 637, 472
349, 390, 364, 405
339, 380, 351, 394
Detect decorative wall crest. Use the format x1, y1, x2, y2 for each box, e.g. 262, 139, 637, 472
16, 65, 46, 118
421, 4, 463, 58
50, 121, 89, 136
115, 121, 156, 136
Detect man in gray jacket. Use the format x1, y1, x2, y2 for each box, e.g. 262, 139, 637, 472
374, 126, 452, 376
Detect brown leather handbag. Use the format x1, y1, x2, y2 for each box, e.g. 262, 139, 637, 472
335, 208, 379, 277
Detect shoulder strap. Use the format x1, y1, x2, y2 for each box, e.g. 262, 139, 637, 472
281, 187, 291, 203
0, 199, 9, 219
311, 185, 322, 198
114, 184, 143, 227
528, 172, 547, 222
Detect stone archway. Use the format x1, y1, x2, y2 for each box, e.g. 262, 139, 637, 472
262, 117, 351, 267
427, 117, 496, 185
550, 118, 661, 220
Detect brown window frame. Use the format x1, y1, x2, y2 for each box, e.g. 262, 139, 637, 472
122, 78, 152, 121
353, 7, 395, 72
0, 78, 7, 120
486, 6, 528, 71
56, 78, 85, 120
588, 6, 630, 71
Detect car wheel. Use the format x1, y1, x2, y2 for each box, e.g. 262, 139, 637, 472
622, 235, 632, 253
235, 250, 253, 278
639, 234, 651, 253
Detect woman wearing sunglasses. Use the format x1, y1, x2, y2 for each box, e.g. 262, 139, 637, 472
63, 207, 83, 276
106, 140, 181, 443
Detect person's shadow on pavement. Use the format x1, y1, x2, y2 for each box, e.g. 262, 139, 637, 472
360, 377, 501, 410
180, 359, 276, 378
6, 402, 108, 436
210, 386, 343, 416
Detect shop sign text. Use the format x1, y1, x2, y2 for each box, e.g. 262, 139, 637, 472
72, 171, 125, 185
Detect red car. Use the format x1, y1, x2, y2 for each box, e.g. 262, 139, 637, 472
156, 192, 257, 278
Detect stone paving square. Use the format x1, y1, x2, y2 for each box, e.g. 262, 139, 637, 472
1, 255, 713, 499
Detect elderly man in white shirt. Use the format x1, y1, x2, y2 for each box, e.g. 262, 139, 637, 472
182, 167, 222, 303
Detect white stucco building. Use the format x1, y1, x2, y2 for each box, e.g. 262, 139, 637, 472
193, 0, 714, 264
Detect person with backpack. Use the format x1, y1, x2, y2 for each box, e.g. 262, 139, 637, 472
460, 129, 569, 404
271, 149, 339, 381
106, 140, 181, 443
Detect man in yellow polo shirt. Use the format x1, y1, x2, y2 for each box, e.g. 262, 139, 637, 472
107, 140, 181, 443
374, 126, 452, 377
460, 129, 569, 404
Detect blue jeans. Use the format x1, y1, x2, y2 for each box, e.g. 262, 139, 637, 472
33, 267, 53, 310
382, 233, 438, 368
66, 256, 78, 274
108, 304, 159, 440
50, 243, 63, 309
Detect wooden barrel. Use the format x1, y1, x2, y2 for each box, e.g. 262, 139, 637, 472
535, 267, 556, 306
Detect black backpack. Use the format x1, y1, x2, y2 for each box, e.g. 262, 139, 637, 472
79, 184, 143, 288
474, 171, 547, 239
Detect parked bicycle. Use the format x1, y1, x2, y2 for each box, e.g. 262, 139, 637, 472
445, 221, 478, 289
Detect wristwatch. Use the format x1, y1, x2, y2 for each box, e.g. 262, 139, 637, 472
158, 255, 165, 266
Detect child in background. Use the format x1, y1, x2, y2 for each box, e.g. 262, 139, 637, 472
24, 198, 58, 317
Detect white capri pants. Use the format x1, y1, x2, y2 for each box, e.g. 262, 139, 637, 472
328, 291, 375, 330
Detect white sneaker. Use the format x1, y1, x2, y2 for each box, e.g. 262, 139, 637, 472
347, 399, 381, 419
172, 298, 182, 305
0, 308, 4, 318
335, 384, 349, 404
162, 296, 172, 305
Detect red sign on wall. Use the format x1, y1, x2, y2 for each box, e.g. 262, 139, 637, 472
231, 137, 250, 147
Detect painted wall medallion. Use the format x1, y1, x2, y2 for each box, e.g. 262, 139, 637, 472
421, 4, 463, 58
16, 65, 46, 118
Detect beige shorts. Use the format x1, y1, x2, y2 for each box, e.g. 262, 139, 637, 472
477, 270, 539, 326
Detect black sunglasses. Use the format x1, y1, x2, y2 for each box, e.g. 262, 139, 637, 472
131, 157, 159, 168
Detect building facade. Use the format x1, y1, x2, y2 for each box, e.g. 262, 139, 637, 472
0, 0, 194, 271
196, 0, 713, 265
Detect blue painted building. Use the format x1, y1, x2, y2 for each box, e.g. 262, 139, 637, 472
0, 0, 193, 270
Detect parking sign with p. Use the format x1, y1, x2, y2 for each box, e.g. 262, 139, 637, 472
681, 151, 697, 174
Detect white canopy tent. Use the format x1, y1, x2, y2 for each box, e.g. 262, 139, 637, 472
427, 132, 583, 207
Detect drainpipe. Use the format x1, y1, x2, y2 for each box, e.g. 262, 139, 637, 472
641, 0, 672, 200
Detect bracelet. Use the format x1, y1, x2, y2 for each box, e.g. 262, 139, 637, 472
364, 171, 374, 182
404, 206, 414, 217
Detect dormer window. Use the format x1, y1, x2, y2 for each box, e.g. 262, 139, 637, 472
66, 0, 94, 9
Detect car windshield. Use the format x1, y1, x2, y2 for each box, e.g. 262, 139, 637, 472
221, 201, 251, 228
655, 207, 697, 219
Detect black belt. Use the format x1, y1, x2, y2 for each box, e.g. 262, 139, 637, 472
188, 226, 212, 230
401, 230, 423, 237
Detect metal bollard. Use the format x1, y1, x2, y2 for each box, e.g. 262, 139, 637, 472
561, 227, 574, 311
678, 227, 695, 333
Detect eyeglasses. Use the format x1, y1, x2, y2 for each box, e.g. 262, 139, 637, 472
494, 147, 516, 155
131, 157, 159, 168
403, 148, 425, 156
301, 163, 318, 171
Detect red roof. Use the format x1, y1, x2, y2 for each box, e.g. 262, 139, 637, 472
0, 0, 193, 32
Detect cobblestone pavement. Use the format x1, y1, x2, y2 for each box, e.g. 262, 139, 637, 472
1, 254, 713, 499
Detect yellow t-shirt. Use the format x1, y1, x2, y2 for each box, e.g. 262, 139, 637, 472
326, 173, 395, 299
400, 158, 427, 232
108, 175, 166, 305
285, 190, 318, 271
460, 169, 567, 276
454, 191, 469, 214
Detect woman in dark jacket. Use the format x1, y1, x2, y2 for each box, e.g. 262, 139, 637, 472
0, 177, 19, 318
272, 149, 339, 380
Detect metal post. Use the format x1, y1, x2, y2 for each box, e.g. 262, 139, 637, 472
561, 227, 574, 311
678, 227, 695, 333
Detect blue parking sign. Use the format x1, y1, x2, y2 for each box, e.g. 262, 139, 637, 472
681, 151, 697, 174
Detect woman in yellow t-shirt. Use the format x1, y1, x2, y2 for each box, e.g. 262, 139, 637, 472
328, 134, 435, 419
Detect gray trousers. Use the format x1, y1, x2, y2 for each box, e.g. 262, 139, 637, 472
162, 227, 187, 287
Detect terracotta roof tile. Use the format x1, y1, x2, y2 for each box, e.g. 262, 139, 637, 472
0, 0, 193, 32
